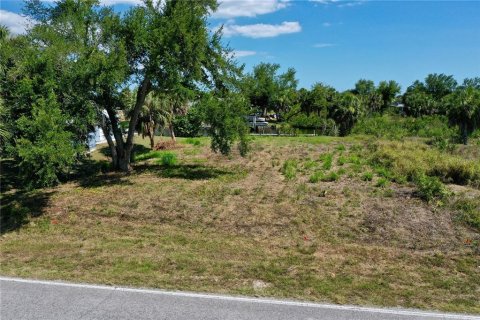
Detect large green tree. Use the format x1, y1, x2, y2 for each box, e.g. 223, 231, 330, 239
444, 86, 480, 144
243, 63, 298, 116
22, 0, 241, 172
377, 80, 401, 111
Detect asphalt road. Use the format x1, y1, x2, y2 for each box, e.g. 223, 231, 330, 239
1, 277, 478, 320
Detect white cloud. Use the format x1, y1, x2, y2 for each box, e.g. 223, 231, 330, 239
322, 22, 332, 27
222, 21, 301, 38
233, 50, 257, 58
313, 43, 335, 48
213, 0, 289, 18
0, 10, 34, 35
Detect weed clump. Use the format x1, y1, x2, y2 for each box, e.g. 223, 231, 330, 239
156, 152, 177, 166
135, 151, 163, 161
321, 171, 339, 182
415, 174, 450, 202
319, 153, 334, 170
309, 171, 323, 183
361, 172, 373, 181
282, 159, 298, 180
453, 198, 480, 231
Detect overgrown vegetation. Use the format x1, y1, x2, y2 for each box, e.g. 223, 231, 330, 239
1, 136, 479, 313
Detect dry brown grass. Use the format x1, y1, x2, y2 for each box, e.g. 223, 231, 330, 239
1, 136, 479, 314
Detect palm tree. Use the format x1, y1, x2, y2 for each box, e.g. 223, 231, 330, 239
444, 86, 480, 144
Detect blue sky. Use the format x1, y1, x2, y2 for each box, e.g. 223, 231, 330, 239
1, 0, 479, 92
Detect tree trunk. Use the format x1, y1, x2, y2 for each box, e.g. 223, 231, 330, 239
148, 123, 155, 149
117, 151, 131, 172
461, 122, 468, 145
100, 121, 118, 169
119, 77, 151, 171
169, 123, 176, 142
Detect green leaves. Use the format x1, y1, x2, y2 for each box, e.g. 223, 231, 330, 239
15, 94, 80, 188
199, 92, 249, 156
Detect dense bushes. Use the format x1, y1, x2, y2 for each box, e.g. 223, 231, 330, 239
172, 108, 203, 137
368, 141, 480, 187
287, 113, 338, 135
15, 96, 80, 189
352, 114, 455, 140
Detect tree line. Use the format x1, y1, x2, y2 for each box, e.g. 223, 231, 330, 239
1, 0, 479, 188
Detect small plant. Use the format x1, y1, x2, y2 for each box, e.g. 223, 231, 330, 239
157, 152, 177, 166
375, 177, 389, 188
453, 198, 480, 231
304, 160, 317, 170
282, 159, 298, 180
347, 155, 362, 165
319, 153, 333, 170
361, 172, 373, 181
415, 174, 450, 202
309, 171, 324, 183
184, 138, 202, 146
336, 144, 346, 152
135, 151, 163, 161
337, 156, 347, 166
375, 167, 393, 180
321, 171, 339, 182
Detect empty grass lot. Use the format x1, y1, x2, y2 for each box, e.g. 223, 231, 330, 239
1, 135, 479, 314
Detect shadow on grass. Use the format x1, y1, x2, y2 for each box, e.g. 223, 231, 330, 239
0, 190, 54, 235
0, 159, 21, 193
77, 173, 134, 188
1, 159, 55, 234
134, 163, 232, 180
68, 158, 133, 189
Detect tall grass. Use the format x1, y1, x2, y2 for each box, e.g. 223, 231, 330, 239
352, 114, 456, 141
282, 159, 298, 180
368, 141, 480, 187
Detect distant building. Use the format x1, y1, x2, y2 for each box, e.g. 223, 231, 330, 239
246, 115, 269, 130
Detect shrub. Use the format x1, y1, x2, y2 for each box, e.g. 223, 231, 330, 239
15, 96, 79, 188
158, 152, 177, 166
172, 107, 203, 137
352, 114, 455, 140
415, 175, 450, 202
282, 159, 298, 180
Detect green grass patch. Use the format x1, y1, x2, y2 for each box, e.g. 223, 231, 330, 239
453, 198, 480, 231
361, 172, 373, 181
155, 152, 177, 166
135, 151, 164, 162
282, 159, 298, 180
321, 171, 340, 182
319, 153, 334, 170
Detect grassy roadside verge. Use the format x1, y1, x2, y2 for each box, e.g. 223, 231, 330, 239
1, 136, 479, 313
